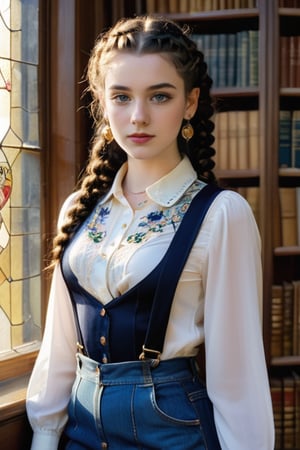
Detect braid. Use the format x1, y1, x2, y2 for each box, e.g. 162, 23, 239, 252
51, 138, 126, 265
51, 15, 216, 265
172, 33, 216, 182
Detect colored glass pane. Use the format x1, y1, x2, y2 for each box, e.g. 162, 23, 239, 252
0, 0, 41, 355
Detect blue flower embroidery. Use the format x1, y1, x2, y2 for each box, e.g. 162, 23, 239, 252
127, 199, 191, 244
86, 206, 110, 243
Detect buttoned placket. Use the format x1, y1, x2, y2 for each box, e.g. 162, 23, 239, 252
101, 198, 135, 296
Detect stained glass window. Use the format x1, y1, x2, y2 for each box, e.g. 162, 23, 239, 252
0, 0, 41, 356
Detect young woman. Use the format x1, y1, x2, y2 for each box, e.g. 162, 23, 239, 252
26, 15, 274, 450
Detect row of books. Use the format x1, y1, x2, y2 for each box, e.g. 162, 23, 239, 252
214, 108, 300, 172
279, 110, 300, 169
271, 281, 300, 358
280, 36, 300, 88
271, 370, 300, 449
279, 0, 300, 7
279, 187, 300, 247
213, 110, 259, 171
192, 31, 258, 88
146, 0, 257, 13
146, 0, 300, 12
229, 187, 300, 248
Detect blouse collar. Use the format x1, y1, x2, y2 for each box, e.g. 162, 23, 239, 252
100, 155, 198, 207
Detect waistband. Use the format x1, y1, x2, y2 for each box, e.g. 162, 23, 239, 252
76, 353, 201, 386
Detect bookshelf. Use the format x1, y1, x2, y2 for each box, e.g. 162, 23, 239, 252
134, 0, 300, 448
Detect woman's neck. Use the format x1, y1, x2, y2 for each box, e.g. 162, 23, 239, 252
123, 154, 182, 194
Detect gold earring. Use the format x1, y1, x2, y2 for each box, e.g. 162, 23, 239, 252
102, 124, 114, 144
181, 120, 194, 142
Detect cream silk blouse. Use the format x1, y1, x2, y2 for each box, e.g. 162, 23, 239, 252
26, 156, 274, 450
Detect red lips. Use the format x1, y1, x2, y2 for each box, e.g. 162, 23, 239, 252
128, 133, 154, 144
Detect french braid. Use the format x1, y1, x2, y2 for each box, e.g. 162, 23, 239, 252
51, 15, 216, 265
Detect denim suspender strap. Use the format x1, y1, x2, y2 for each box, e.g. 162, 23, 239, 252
139, 183, 222, 363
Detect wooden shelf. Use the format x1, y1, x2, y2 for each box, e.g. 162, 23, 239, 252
280, 87, 300, 96
279, 167, 300, 177
271, 355, 300, 366
274, 246, 300, 256
212, 87, 259, 97
279, 7, 300, 16
216, 169, 259, 179
162, 9, 259, 22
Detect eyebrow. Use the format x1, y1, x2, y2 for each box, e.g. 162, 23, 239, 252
108, 83, 177, 91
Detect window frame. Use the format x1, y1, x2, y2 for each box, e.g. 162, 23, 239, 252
0, 0, 79, 383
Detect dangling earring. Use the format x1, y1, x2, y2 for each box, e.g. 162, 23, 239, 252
102, 123, 114, 144
181, 120, 194, 142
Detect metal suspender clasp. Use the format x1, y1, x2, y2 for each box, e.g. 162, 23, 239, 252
77, 341, 85, 354
139, 345, 161, 367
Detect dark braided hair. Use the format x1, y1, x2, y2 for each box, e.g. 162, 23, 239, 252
51, 15, 216, 265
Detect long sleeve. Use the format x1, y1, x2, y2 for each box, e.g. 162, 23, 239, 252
203, 191, 274, 449
26, 263, 78, 450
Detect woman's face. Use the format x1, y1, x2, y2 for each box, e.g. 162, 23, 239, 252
102, 52, 199, 164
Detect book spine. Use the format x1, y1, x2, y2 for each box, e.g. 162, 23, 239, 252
283, 282, 294, 356
227, 33, 237, 87
146, 0, 157, 13
283, 377, 296, 449
217, 34, 228, 87
290, 36, 297, 88
279, 187, 298, 246
292, 280, 300, 355
271, 285, 284, 358
296, 36, 300, 87
236, 30, 250, 87
178, 0, 189, 12
279, 110, 292, 168
228, 111, 239, 169
292, 110, 300, 168
270, 377, 283, 449
226, 0, 235, 8
203, 34, 212, 83
248, 109, 260, 169
237, 110, 249, 169
280, 37, 290, 88
214, 111, 229, 170
168, 0, 179, 13
295, 372, 300, 448
211, 0, 219, 8
204, 0, 213, 10
210, 34, 219, 87
297, 187, 300, 247
249, 30, 259, 87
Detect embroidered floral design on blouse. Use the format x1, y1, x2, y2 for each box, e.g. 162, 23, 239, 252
86, 204, 110, 243
127, 197, 191, 244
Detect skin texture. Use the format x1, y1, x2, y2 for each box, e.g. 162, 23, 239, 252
102, 53, 199, 195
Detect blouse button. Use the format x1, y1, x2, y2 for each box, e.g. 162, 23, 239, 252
100, 336, 106, 346
122, 223, 127, 229
102, 355, 108, 364
101, 442, 108, 448
100, 308, 106, 317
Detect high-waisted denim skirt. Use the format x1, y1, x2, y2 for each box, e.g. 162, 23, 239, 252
63, 353, 221, 450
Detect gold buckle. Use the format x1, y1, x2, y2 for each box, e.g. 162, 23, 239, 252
77, 342, 85, 354
139, 345, 161, 367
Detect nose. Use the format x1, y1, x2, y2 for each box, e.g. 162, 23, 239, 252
131, 100, 149, 126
